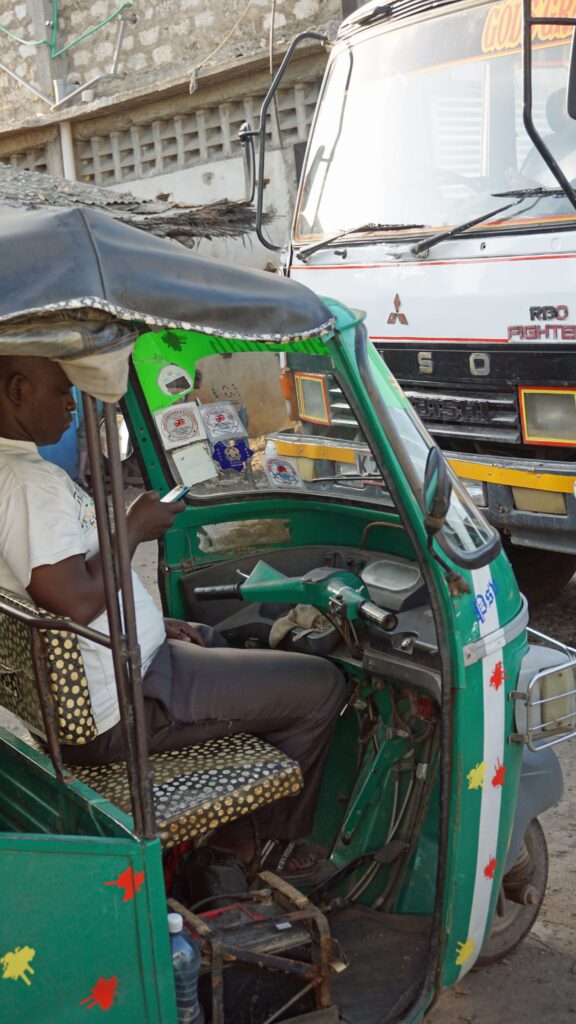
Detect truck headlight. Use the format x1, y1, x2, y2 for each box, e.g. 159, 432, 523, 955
519, 387, 576, 445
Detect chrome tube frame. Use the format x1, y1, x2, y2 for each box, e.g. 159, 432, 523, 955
512, 627, 576, 751
83, 395, 156, 837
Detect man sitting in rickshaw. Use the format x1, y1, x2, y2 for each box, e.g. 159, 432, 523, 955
0, 355, 345, 877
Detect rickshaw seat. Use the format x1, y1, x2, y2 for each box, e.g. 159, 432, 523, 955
0, 587, 303, 849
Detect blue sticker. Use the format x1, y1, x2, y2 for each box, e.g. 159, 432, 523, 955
212, 439, 254, 472
472, 579, 499, 624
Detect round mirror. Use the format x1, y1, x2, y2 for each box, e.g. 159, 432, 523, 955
99, 414, 133, 461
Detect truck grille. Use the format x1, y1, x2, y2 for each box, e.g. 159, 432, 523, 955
403, 386, 520, 446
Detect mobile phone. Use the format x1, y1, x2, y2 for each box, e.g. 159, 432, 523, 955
160, 484, 190, 503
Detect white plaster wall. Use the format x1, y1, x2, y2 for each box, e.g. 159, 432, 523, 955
108, 149, 295, 268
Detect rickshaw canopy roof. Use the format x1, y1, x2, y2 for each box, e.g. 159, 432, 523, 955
0, 203, 334, 343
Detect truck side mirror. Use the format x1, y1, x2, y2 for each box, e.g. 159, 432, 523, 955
568, 29, 576, 119
243, 30, 330, 252
423, 447, 452, 537
239, 121, 256, 204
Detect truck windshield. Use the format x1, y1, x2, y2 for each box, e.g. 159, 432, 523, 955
295, 0, 576, 241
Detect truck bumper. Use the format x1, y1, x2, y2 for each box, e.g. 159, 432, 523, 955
448, 455, 576, 553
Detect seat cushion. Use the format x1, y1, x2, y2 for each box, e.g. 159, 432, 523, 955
72, 732, 303, 849
0, 588, 96, 744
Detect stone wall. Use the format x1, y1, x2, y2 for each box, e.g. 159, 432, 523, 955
0, 0, 343, 123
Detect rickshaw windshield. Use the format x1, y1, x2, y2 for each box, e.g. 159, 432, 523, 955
360, 336, 497, 558
133, 329, 397, 507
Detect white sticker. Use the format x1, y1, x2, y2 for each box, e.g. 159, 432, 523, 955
154, 402, 206, 450
263, 456, 304, 489
172, 442, 219, 486
158, 363, 194, 397
199, 402, 247, 441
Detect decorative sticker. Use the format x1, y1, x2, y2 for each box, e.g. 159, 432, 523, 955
105, 866, 145, 903
491, 757, 507, 788
154, 403, 206, 451
466, 761, 487, 790
212, 439, 254, 473
484, 855, 498, 879
81, 977, 118, 1011
489, 660, 507, 692
455, 937, 474, 967
157, 363, 194, 397
472, 579, 498, 624
172, 442, 219, 486
199, 402, 247, 441
0, 945, 36, 985
264, 456, 305, 490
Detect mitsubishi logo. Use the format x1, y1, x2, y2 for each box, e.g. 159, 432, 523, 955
387, 294, 408, 325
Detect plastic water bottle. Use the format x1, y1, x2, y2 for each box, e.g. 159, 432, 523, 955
168, 912, 204, 1024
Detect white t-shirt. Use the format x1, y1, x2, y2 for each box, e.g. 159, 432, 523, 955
0, 437, 166, 735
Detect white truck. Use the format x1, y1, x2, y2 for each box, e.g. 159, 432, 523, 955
244, 0, 576, 601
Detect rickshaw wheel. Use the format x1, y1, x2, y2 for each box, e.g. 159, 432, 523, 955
477, 818, 548, 967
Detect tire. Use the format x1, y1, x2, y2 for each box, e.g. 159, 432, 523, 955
504, 544, 576, 605
477, 818, 548, 967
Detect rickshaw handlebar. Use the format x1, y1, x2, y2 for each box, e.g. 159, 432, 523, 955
194, 584, 243, 600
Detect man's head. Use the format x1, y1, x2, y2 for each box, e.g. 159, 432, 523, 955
0, 355, 76, 446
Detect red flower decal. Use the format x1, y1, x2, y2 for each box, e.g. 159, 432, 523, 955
489, 661, 508, 691
105, 866, 145, 903
81, 977, 118, 1011
484, 855, 497, 879
491, 758, 507, 788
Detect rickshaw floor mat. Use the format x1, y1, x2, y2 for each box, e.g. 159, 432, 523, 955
329, 908, 431, 1024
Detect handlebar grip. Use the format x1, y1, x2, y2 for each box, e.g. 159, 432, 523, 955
358, 601, 398, 632
193, 584, 242, 601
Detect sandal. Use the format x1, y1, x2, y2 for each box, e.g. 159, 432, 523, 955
260, 840, 334, 883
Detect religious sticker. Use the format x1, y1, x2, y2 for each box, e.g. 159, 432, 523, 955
263, 456, 305, 489
199, 402, 247, 442
154, 402, 206, 450
212, 439, 254, 472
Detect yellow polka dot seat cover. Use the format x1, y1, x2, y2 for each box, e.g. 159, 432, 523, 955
73, 735, 303, 848
0, 587, 97, 743
0, 587, 303, 848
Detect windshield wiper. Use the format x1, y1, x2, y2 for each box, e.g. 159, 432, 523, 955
491, 187, 565, 199
411, 189, 562, 257
296, 223, 425, 262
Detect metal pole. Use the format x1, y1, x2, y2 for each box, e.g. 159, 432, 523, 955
83, 394, 153, 837
103, 401, 156, 836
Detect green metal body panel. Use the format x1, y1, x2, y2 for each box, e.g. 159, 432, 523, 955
0, 731, 177, 1023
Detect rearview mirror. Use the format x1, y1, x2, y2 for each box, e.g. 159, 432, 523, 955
99, 414, 133, 461
569, 29, 576, 119
239, 121, 256, 204
423, 447, 452, 537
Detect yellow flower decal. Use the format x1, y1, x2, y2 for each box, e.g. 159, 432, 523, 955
1, 945, 36, 985
455, 937, 475, 966
467, 761, 487, 790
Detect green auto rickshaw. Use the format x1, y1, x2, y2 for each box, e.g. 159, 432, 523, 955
0, 203, 574, 1024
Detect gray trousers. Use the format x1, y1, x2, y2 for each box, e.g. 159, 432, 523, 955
61, 625, 346, 842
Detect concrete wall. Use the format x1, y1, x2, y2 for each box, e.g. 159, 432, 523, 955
0, 0, 342, 123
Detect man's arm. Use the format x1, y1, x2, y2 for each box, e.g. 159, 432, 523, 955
28, 491, 184, 625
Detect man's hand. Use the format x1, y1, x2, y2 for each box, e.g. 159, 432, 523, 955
127, 491, 185, 545
164, 618, 206, 646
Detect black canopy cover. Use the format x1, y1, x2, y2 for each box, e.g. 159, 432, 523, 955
0, 203, 334, 343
